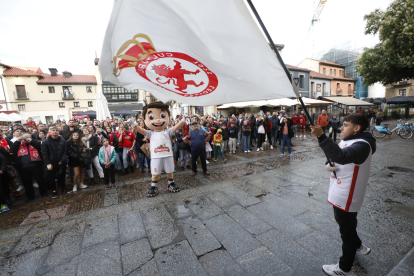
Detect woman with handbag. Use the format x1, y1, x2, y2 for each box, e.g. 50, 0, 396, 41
67, 132, 88, 192
81, 128, 104, 184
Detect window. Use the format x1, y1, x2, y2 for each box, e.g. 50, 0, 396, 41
337, 83, 341, 94
59, 102, 65, 108
299, 75, 304, 88
88, 101, 93, 107
323, 68, 326, 75
399, 89, 406, 96
57, 115, 65, 121
323, 83, 326, 95
348, 84, 352, 94
18, 104, 25, 111
334, 69, 336, 76
15, 85, 27, 99
32, 116, 40, 124
86, 86, 92, 93
330, 69, 332, 76
74, 102, 80, 107
48, 87, 55, 93
63, 86, 73, 98
339, 70, 342, 77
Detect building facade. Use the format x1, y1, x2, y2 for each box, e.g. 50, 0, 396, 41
309, 71, 332, 98
286, 65, 310, 97
297, 58, 356, 97
0, 63, 97, 124
385, 79, 414, 98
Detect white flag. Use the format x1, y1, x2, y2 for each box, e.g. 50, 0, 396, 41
99, 0, 294, 105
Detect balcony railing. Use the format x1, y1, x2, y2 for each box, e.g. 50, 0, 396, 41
13, 91, 29, 100
62, 92, 75, 100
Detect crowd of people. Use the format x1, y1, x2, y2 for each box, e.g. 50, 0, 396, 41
0, 105, 384, 212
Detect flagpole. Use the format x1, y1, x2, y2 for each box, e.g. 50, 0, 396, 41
246, 0, 337, 177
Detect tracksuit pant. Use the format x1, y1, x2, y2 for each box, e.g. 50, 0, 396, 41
229, 138, 237, 152
101, 164, 115, 185
20, 163, 47, 199
179, 149, 190, 167
213, 145, 225, 160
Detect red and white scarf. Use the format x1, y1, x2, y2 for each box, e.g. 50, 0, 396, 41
103, 145, 112, 168
110, 133, 114, 146
0, 136, 10, 152
18, 141, 41, 161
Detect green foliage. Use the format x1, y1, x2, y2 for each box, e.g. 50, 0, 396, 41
357, 0, 414, 86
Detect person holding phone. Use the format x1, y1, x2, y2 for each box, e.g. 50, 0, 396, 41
81, 128, 104, 184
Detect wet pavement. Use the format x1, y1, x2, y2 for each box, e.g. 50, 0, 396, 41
0, 126, 413, 275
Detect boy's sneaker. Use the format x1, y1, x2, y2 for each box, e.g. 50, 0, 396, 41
79, 183, 88, 189
206, 160, 209, 164
248, 150, 251, 152
289, 154, 292, 157
168, 182, 180, 193
280, 154, 284, 157
147, 186, 159, 197
1, 204, 9, 212
214, 159, 217, 162
270, 145, 273, 149
244, 151, 247, 153
105, 184, 110, 190
112, 183, 117, 189
72, 185, 77, 192
51, 191, 59, 199
223, 159, 227, 163
33, 182, 39, 188
233, 151, 236, 154
257, 148, 260, 152
322, 263, 354, 276
356, 244, 371, 255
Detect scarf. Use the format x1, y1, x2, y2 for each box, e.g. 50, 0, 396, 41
81, 134, 92, 143
103, 145, 112, 168
18, 141, 41, 161
0, 136, 10, 152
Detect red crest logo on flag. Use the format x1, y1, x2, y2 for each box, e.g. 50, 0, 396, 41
113, 34, 218, 97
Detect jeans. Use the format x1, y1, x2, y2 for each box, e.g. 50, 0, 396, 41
213, 145, 225, 160
101, 163, 115, 185
179, 149, 190, 167
321, 126, 327, 134
333, 206, 362, 272
21, 163, 47, 199
281, 134, 291, 154
238, 130, 243, 143
140, 153, 150, 170
243, 135, 250, 151
122, 147, 135, 168
271, 129, 278, 146
115, 150, 122, 170
250, 128, 256, 146
46, 163, 66, 191
191, 148, 207, 173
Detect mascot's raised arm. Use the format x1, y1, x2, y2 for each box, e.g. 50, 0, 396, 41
126, 101, 187, 197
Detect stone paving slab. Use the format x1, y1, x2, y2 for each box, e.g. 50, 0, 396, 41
118, 210, 146, 244
82, 215, 119, 248
1, 247, 49, 276
204, 214, 262, 258
43, 255, 79, 276
205, 191, 237, 208
199, 249, 246, 276
10, 230, 56, 257
221, 186, 262, 207
165, 200, 194, 219
141, 205, 180, 249
236, 246, 295, 276
77, 241, 122, 276
223, 204, 273, 235
184, 195, 224, 220
120, 238, 153, 275
178, 216, 221, 256
154, 240, 207, 276
128, 258, 160, 276
104, 189, 119, 207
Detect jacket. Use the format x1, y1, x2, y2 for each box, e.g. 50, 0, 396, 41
317, 114, 329, 127
67, 141, 84, 162
41, 136, 68, 165
279, 118, 294, 139
264, 119, 272, 133
11, 139, 42, 168
292, 115, 299, 125
0, 153, 7, 173
220, 128, 229, 140
228, 126, 239, 139
109, 132, 121, 152
328, 119, 341, 129
175, 129, 190, 150
213, 133, 223, 146
98, 145, 116, 164
82, 135, 100, 158
62, 127, 82, 141
270, 116, 279, 130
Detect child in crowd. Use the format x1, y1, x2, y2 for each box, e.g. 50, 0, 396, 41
213, 129, 227, 162
98, 138, 117, 190
220, 123, 229, 154
228, 121, 239, 154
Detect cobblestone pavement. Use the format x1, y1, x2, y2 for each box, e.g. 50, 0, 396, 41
0, 127, 413, 275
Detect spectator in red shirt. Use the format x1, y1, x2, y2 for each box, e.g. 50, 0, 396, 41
26, 117, 37, 129
317, 110, 330, 134
356, 107, 365, 115
118, 124, 136, 174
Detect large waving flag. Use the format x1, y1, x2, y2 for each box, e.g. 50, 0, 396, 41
99, 0, 294, 105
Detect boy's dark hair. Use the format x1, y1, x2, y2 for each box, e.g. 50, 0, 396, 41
142, 101, 170, 119
343, 114, 369, 133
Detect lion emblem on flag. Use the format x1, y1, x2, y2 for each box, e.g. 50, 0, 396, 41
112, 34, 218, 97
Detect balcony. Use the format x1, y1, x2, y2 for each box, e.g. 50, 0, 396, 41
13, 91, 29, 100
62, 92, 75, 100
392, 79, 412, 86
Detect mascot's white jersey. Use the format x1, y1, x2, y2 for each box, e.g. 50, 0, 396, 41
328, 139, 372, 212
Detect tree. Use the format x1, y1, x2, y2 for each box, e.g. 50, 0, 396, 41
356, 0, 414, 86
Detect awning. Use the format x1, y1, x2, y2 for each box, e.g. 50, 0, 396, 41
218, 98, 317, 109
322, 96, 374, 106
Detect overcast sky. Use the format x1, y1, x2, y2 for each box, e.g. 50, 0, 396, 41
0, 0, 392, 75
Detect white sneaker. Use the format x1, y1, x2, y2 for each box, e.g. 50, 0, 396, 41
248, 150, 251, 152
72, 185, 77, 192
17, 186, 25, 192
280, 154, 284, 157
206, 160, 209, 164
260, 147, 264, 151
356, 244, 371, 255
322, 263, 354, 276
244, 151, 247, 153
289, 154, 292, 157
257, 148, 260, 152
33, 182, 39, 188
233, 151, 236, 154
79, 183, 88, 189
270, 145, 273, 149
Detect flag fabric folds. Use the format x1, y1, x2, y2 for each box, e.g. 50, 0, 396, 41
99, 0, 294, 105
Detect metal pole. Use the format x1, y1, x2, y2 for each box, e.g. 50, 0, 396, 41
246, 0, 337, 177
